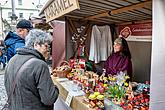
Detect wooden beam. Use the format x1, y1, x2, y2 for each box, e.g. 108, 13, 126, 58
86, 19, 112, 24
116, 19, 152, 26
84, 0, 151, 20
68, 18, 78, 33
84, 11, 109, 20
110, 1, 152, 15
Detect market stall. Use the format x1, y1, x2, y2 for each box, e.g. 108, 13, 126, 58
51, 64, 150, 110
39, 0, 152, 110
39, 0, 152, 82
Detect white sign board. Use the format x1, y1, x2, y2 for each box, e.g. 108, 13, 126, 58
44, 0, 80, 22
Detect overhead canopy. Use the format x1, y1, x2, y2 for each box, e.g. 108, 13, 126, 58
40, 0, 152, 24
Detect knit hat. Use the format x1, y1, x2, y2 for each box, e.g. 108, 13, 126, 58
16, 19, 33, 30
114, 37, 122, 45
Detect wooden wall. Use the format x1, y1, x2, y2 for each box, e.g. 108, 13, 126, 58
128, 41, 151, 82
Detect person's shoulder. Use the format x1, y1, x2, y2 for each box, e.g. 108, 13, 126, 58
30, 58, 48, 67
108, 53, 115, 58
5, 31, 14, 39
5, 31, 20, 40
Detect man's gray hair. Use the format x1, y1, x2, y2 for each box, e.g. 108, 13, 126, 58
25, 29, 52, 48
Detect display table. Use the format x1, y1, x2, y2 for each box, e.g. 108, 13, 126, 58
52, 76, 95, 110
104, 98, 123, 110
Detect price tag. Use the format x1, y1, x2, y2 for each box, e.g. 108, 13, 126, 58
65, 92, 73, 106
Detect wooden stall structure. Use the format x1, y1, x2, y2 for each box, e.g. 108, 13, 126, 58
40, 0, 151, 24
39, 0, 153, 109
39, 0, 152, 82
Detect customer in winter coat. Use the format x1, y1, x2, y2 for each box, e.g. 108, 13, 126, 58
4, 29, 59, 110
104, 37, 132, 80
4, 19, 33, 61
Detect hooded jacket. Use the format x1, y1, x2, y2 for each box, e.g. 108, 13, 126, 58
4, 31, 25, 61
4, 47, 59, 110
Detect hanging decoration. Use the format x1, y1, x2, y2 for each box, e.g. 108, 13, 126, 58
71, 26, 87, 57
71, 26, 87, 45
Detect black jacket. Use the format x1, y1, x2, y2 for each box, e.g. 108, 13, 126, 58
4, 47, 59, 110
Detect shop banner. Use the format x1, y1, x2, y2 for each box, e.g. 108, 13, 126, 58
44, 0, 80, 22
118, 23, 152, 42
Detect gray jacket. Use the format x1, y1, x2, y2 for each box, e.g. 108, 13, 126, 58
4, 47, 59, 110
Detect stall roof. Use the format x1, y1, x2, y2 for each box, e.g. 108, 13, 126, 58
39, 0, 152, 24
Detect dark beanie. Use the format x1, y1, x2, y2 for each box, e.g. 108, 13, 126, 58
16, 19, 33, 30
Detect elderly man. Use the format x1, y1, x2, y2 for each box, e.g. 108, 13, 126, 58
4, 29, 59, 110
4, 19, 33, 61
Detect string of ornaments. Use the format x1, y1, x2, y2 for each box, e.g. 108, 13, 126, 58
71, 26, 87, 45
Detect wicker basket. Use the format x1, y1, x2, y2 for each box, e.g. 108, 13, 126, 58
53, 61, 72, 78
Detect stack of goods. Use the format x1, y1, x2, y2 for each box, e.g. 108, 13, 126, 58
69, 58, 86, 69
52, 61, 72, 78
88, 92, 104, 109
104, 72, 150, 110
66, 70, 105, 109
52, 62, 150, 110
119, 82, 150, 110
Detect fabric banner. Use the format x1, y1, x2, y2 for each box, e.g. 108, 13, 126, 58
51, 21, 66, 69
118, 23, 152, 42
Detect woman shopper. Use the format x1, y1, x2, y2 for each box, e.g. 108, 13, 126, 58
4, 29, 59, 110
104, 37, 133, 80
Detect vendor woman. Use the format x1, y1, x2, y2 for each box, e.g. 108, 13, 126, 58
104, 37, 132, 80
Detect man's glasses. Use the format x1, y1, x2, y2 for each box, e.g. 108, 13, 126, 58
41, 43, 50, 49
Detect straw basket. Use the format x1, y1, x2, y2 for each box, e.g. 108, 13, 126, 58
53, 61, 72, 78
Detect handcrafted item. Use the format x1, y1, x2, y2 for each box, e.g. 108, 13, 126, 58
53, 61, 72, 78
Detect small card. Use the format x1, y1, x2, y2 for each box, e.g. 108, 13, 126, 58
65, 92, 73, 107
56, 78, 69, 82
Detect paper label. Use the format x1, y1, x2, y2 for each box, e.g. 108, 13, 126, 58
65, 92, 73, 106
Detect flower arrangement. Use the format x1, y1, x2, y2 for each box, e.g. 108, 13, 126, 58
107, 84, 126, 101
105, 72, 130, 104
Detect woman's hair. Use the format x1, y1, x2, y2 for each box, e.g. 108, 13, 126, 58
115, 37, 131, 59
25, 29, 52, 48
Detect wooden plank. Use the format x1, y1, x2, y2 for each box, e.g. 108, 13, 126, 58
52, 77, 95, 110
86, 19, 113, 24
133, 9, 152, 16
79, 0, 117, 9
44, 0, 80, 22
121, 0, 139, 4
65, 14, 84, 19
84, 0, 151, 20
80, 5, 103, 12
79, 2, 110, 11
114, 11, 151, 19
68, 18, 78, 33
129, 10, 151, 17
96, 17, 128, 22
84, 11, 110, 20
116, 19, 152, 25
106, 0, 131, 5
93, 0, 122, 8
73, 10, 98, 15
110, 1, 151, 15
